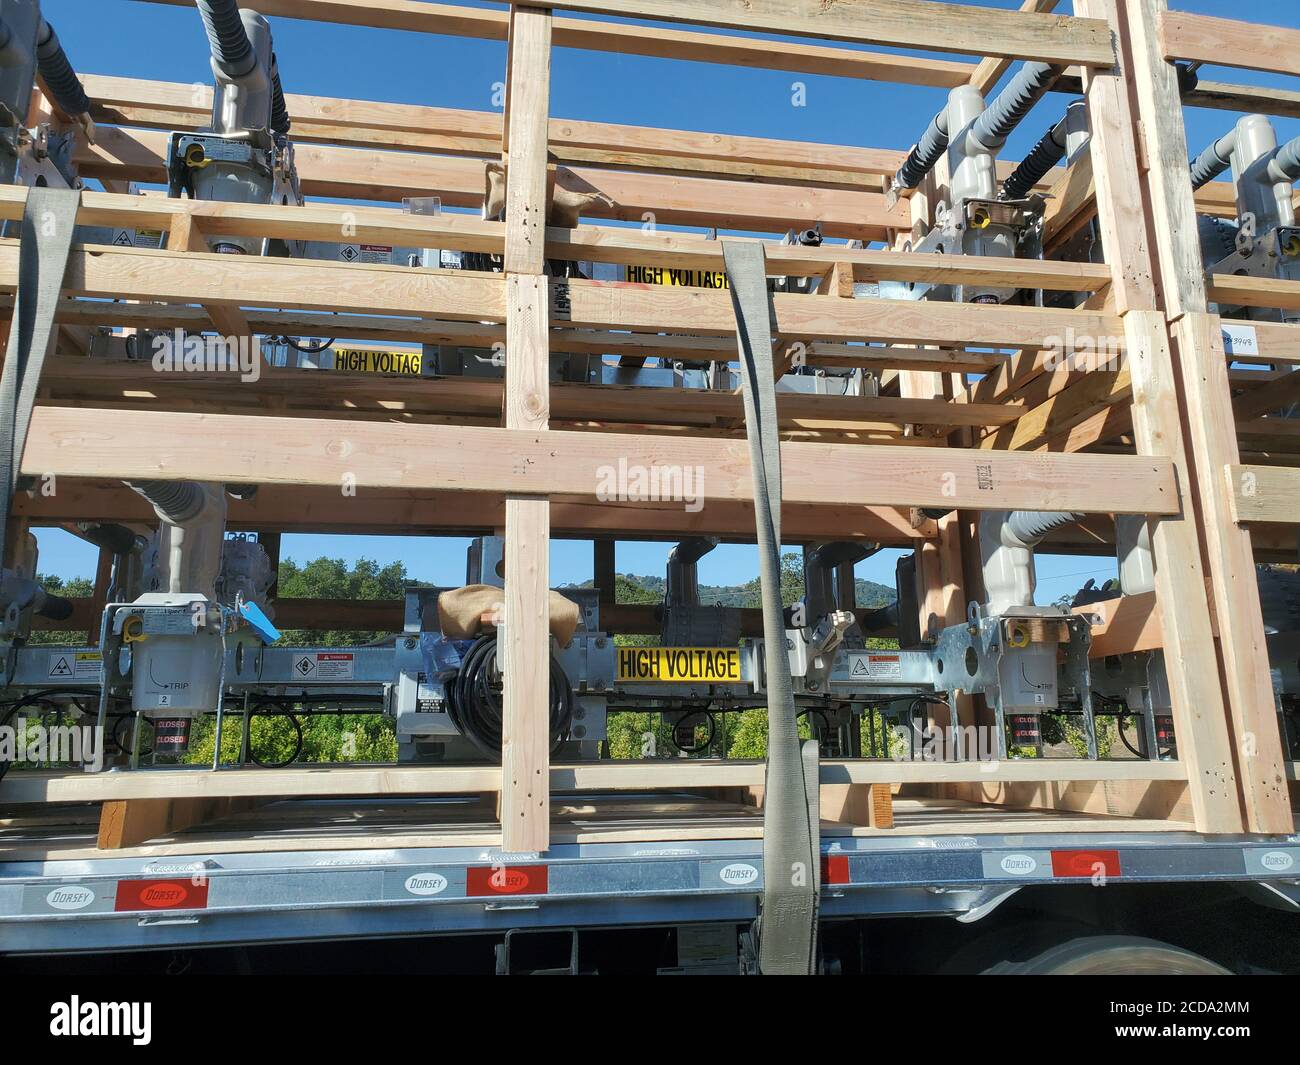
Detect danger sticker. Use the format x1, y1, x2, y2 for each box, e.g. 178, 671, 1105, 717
292, 652, 355, 680
330, 347, 424, 376
47, 651, 102, 680
617, 647, 741, 683
338, 243, 393, 264
847, 652, 901, 679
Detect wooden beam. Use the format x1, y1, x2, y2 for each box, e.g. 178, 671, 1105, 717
14, 480, 925, 543
500, 5, 555, 855
1228, 464, 1300, 525
1160, 10, 1300, 77
1071, 591, 1165, 658
3, 757, 1190, 804
546, 0, 1115, 66
75, 127, 908, 240
968, 0, 1062, 95
0, 240, 1125, 351
1119, 0, 1293, 835
1185, 80, 1300, 122
1076, 0, 1248, 835
98, 797, 259, 849
19, 406, 1178, 515
134, 0, 979, 88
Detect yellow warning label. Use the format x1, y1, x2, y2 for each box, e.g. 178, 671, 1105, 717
617, 646, 741, 683
626, 264, 730, 289
329, 348, 423, 376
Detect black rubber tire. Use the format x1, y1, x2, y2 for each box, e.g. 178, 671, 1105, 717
985, 935, 1230, 975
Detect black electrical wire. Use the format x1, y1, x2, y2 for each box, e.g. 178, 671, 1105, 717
444, 633, 573, 760
247, 705, 303, 768
668, 710, 716, 754
276, 334, 336, 355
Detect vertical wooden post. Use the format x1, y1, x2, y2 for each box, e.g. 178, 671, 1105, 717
87, 546, 113, 646
1106, 0, 1291, 833
593, 538, 615, 609
1075, 0, 1285, 832
500, 4, 553, 854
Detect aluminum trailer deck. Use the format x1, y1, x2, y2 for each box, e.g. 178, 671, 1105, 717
2, 793, 1297, 955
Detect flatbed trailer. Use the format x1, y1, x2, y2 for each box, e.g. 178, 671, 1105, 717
2, 785, 1298, 969
3, 0, 1300, 977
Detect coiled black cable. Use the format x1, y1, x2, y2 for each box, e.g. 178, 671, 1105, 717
247, 705, 303, 768
444, 634, 572, 760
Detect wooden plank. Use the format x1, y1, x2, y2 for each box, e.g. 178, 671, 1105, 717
82, 74, 916, 187
1228, 464, 1300, 524
14, 480, 925, 543
1071, 591, 1165, 658
1, 757, 1191, 803
74, 128, 908, 240
968, 0, 1062, 95
1120, 0, 1215, 321
20, 406, 1179, 514
1119, 0, 1293, 835
97, 797, 259, 849
500, 6, 555, 855
1186, 80, 1300, 122
502, 7, 552, 275
1118, 314, 1249, 833
0, 241, 1124, 350
1160, 10, 1300, 77
0, 183, 1109, 289
1076, 0, 1249, 834
165, 213, 254, 340
1207, 276, 1300, 314
548, 0, 1116, 65
934, 779, 1194, 823
820, 784, 894, 829
135, 0, 978, 88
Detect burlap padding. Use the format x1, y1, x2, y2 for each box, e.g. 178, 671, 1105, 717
437, 583, 581, 647
483, 161, 615, 227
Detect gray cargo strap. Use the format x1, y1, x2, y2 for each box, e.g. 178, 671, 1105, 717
0, 186, 81, 569
723, 240, 820, 976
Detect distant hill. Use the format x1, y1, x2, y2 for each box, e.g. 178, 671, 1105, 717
566, 564, 894, 609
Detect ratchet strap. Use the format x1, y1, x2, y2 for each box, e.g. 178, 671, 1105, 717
723, 241, 820, 976
0, 186, 81, 570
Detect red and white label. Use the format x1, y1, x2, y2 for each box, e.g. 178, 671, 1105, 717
114, 878, 210, 912
465, 865, 548, 897
1050, 849, 1121, 879
292, 652, 355, 680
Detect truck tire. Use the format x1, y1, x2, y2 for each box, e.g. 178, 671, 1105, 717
985, 935, 1229, 975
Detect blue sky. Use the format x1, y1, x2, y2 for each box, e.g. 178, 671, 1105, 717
30, 0, 1300, 596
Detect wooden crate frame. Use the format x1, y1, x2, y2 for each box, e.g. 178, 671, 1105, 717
3, 0, 1294, 850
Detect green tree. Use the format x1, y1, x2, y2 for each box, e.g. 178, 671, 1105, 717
275, 556, 409, 646
25, 574, 96, 645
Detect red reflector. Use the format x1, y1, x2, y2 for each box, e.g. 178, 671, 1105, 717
114, 877, 209, 912
466, 864, 548, 897
1050, 849, 1121, 879
822, 855, 850, 885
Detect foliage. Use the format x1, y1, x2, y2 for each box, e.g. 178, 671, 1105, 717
274, 556, 410, 647
25, 574, 96, 645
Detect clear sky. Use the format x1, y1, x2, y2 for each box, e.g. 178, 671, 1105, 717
29, 0, 1300, 598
